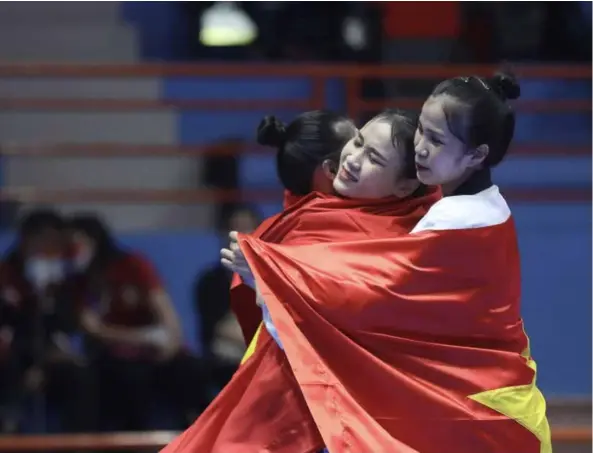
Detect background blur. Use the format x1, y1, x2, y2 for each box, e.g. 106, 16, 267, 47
0, 1, 590, 452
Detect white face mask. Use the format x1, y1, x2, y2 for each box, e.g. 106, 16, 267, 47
25, 258, 65, 290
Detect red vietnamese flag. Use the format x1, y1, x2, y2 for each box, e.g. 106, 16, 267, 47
230, 188, 440, 343
282, 189, 304, 210
162, 187, 441, 453
237, 186, 552, 453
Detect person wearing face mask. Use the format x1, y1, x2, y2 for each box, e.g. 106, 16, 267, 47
161, 110, 441, 453
220, 71, 552, 453
0, 209, 97, 433
67, 214, 205, 430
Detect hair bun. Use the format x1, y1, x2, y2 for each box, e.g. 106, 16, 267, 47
487, 71, 521, 101
256, 115, 287, 147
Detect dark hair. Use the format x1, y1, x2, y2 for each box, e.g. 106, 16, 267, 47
67, 213, 123, 272
221, 203, 262, 231
18, 208, 64, 238
430, 70, 521, 167
373, 108, 419, 179
256, 110, 356, 195
5, 208, 64, 266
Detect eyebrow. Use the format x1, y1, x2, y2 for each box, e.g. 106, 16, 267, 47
366, 144, 387, 162
419, 119, 446, 141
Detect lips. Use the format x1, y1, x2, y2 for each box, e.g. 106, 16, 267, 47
338, 166, 358, 182
415, 162, 430, 171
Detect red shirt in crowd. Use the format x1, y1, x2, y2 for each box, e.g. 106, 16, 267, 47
97, 253, 161, 327
78, 252, 164, 359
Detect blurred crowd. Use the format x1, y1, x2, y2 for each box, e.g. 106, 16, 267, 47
183, 1, 591, 64
0, 205, 261, 435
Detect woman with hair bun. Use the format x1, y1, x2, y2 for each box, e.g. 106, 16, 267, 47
231, 110, 359, 345
162, 109, 441, 453
225, 71, 551, 453
257, 111, 356, 202
413, 71, 521, 193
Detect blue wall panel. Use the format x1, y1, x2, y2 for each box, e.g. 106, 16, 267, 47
494, 156, 591, 187
165, 77, 347, 146
514, 79, 592, 145
164, 77, 316, 101
513, 203, 592, 395
121, 1, 189, 60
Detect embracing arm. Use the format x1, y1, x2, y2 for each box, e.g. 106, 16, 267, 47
236, 222, 518, 340
221, 232, 284, 348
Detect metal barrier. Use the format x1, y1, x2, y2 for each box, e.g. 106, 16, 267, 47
0, 63, 590, 119
0, 426, 590, 451
0, 63, 591, 204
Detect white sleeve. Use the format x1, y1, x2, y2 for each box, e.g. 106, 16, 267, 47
257, 285, 284, 350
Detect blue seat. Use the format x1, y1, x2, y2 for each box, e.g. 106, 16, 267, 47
239, 154, 281, 188
514, 79, 591, 145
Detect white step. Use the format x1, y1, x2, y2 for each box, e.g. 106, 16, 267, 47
5, 156, 212, 231
0, 78, 160, 100
5, 157, 201, 190
12, 202, 214, 232
0, 25, 138, 62
0, 111, 176, 143
0, 2, 121, 24
54, 204, 215, 231
1, 110, 213, 230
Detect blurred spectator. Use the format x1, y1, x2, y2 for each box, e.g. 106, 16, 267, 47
489, 2, 548, 61
0, 200, 19, 231
539, 1, 592, 62
0, 209, 96, 433
194, 204, 261, 391
184, 2, 377, 63
201, 137, 244, 231
461, 2, 592, 63
68, 214, 207, 430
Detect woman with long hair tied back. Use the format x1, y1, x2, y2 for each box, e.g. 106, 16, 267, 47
162, 109, 442, 453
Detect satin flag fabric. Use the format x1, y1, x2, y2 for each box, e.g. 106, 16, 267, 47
230, 188, 440, 344
161, 187, 441, 453
237, 186, 551, 453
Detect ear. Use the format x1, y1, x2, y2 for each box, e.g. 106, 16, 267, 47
321, 159, 338, 179
467, 144, 489, 167
393, 178, 421, 198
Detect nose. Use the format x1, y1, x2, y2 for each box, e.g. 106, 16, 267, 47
415, 147, 429, 160
345, 150, 362, 171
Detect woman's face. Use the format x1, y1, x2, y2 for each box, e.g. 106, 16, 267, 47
414, 95, 484, 186
70, 230, 95, 271
333, 119, 405, 199
22, 227, 66, 288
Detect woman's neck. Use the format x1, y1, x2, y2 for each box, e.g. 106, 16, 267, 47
442, 168, 493, 197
